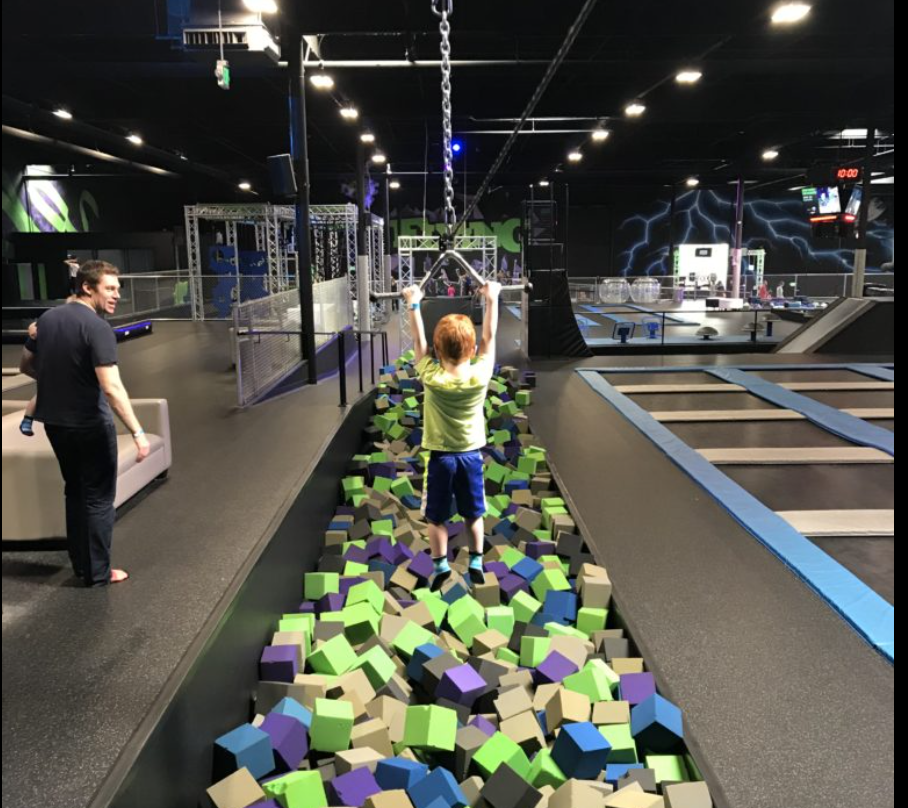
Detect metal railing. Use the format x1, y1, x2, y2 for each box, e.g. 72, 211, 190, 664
574, 306, 806, 348
568, 273, 895, 305
234, 278, 354, 407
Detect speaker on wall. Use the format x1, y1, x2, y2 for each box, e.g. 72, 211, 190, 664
268, 154, 298, 198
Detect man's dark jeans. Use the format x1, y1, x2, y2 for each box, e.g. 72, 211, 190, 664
45, 422, 118, 587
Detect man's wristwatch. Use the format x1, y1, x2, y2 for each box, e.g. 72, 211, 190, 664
133, 429, 145, 439
410, 303, 421, 311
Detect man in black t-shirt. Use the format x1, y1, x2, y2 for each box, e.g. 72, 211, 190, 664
20, 261, 150, 587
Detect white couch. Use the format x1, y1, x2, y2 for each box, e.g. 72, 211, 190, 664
1, 399, 172, 541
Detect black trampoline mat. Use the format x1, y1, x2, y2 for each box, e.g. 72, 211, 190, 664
722, 464, 895, 511
668, 419, 855, 449
749, 368, 870, 383
602, 371, 726, 386
798, 390, 895, 409
810, 536, 894, 605
628, 391, 780, 411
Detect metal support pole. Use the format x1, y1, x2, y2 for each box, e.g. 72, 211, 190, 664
356, 142, 372, 334
287, 23, 319, 385
853, 121, 877, 298
370, 337, 376, 387
337, 331, 348, 407
732, 178, 746, 300
357, 332, 364, 393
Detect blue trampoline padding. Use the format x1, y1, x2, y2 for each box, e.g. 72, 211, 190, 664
849, 364, 895, 382
575, 315, 600, 328
576, 369, 894, 663
507, 306, 523, 319
704, 368, 894, 457
583, 363, 894, 375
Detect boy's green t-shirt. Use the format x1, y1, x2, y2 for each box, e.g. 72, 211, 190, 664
415, 355, 494, 452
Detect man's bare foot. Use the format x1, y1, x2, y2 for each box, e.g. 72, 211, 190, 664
110, 569, 130, 584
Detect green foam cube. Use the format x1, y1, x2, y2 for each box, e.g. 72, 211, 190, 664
510, 591, 542, 624
646, 755, 691, 784
352, 646, 397, 689
308, 634, 357, 676
347, 580, 385, 616
486, 606, 516, 638
531, 569, 572, 601
564, 666, 614, 703
391, 620, 437, 659
262, 771, 328, 808
471, 732, 531, 779
403, 706, 458, 752
600, 723, 638, 764
527, 748, 568, 790
310, 698, 354, 753
304, 573, 340, 602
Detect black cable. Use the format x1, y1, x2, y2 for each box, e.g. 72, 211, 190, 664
452, 0, 602, 235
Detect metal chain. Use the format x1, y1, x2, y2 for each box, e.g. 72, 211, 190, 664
438, 5, 456, 236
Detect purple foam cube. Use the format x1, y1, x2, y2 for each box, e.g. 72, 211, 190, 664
408, 552, 435, 581
469, 714, 498, 738
503, 504, 520, 518
526, 542, 557, 560
436, 663, 488, 706
259, 645, 299, 683
344, 545, 371, 565
535, 651, 579, 685
336, 506, 357, 517
500, 574, 530, 600
620, 673, 657, 706
485, 561, 510, 579
339, 577, 368, 597
329, 766, 382, 807
297, 601, 316, 614
447, 522, 466, 540
318, 593, 346, 614
260, 712, 309, 772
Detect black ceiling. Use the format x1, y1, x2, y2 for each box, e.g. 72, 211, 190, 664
1, 0, 895, 194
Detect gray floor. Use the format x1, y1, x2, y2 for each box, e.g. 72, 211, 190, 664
1, 322, 382, 808
528, 353, 894, 808
667, 420, 855, 449
722, 464, 895, 512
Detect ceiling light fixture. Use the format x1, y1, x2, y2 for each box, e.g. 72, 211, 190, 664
676, 70, 703, 85
772, 3, 812, 25
310, 73, 335, 91
243, 0, 279, 13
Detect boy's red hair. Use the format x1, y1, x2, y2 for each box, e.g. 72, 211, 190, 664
434, 314, 476, 364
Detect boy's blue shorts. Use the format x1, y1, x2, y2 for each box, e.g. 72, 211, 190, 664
422, 450, 487, 526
